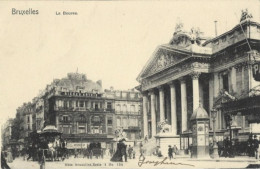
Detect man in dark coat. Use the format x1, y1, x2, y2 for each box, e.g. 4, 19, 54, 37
253, 135, 259, 159
248, 134, 254, 157
168, 145, 173, 160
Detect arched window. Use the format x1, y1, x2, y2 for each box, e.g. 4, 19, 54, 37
117, 118, 121, 127
122, 105, 127, 113
116, 105, 121, 113
130, 105, 135, 113
79, 115, 86, 123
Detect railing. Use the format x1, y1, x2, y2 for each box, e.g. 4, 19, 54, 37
54, 106, 115, 113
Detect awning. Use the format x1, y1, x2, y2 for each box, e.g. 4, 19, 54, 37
222, 95, 260, 123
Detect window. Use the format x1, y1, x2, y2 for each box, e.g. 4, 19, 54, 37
223, 74, 229, 91
79, 101, 84, 107
122, 118, 127, 128
95, 103, 98, 110
63, 116, 69, 122
91, 126, 101, 134
79, 115, 86, 123
27, 124, 30, 130
107, 118, 113, 125
122, 105, 127, 113
64, 100, 68, 108
130, 105, 135, 113
108, 128, 113, 135
117, 118, 121, 127
27, 116, 30, 123
69, 101, 73, 108
116, 105, 121, 113
93, 116, 100, 122
63, 126, 70, 134
78, 125, 86, 134
107, 102, 112, 109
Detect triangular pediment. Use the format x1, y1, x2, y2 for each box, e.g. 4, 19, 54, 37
137, 47, 190, 80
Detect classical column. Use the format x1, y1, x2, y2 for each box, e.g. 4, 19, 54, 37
169, 82, 177, 135
214, 72, 220, 97
56, 115, 59, 130
158, 86, 165, 122
231, 67, 237, 92
191, 72, 201, 111
180, 77, 187, 132
209, 75, 214, 129
142, 93, 149, 137
149, 89, 156, 137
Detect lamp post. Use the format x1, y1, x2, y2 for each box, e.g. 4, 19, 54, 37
211, 108, 219, 158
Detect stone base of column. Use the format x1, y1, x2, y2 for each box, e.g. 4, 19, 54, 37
155, 133, 180, 157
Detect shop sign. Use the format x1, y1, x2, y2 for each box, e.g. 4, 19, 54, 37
66, 142, 89, 149
253, 62, 260, 81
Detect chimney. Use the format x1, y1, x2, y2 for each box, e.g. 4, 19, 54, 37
214, 20, 218, 37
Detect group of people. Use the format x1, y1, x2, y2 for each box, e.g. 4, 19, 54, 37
215, 135, 259, 159
110, 139, 136, 162
247, 134, 259, 159
168, 145, 178, 160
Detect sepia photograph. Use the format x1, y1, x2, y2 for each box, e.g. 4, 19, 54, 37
0, 0, 260, 168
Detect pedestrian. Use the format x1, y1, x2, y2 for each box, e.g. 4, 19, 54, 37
157, 146, 162, 157
1, 151, 10, 169
133, 149, 136, 159
144, 135, 148, 143
172, 145, 177, 159
248, 134, 254, 157
168, 145, 173, 160
253, 135, 259, 159
140, 145, 145, 159
223, 137, 230, 158
128, 145, 133, 159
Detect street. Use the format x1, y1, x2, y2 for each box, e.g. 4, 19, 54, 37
7, 155, 260, 169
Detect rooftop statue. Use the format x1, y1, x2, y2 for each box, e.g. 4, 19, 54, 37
240, 9, 253, 22
190, 27, 204, 45
174, 19, 184, 34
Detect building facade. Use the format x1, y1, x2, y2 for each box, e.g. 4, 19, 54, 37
43, 73, 115, 149
1, 118, 13, 150
105, 88, 142, 143
137, 13, 260, 150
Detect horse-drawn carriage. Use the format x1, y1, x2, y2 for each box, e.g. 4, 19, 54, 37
83, 142, 103, 159
27, 125, 68, 162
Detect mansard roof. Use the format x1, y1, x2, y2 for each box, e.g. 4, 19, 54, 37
52, 72, 102, 93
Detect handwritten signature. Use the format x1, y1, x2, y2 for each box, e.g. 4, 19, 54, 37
138, 156, 195, 167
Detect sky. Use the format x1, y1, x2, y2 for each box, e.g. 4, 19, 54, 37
0, 0, 259, 124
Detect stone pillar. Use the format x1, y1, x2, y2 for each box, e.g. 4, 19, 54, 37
209, 75, 214, 129
191, 72, 200, 111
149, 89, 157, 137
169, 82, 177, 135
143, 94, 149, 138
214, 72, 220, 97
180, 78, 187, 132
158, 86, 165, 122
231, 67, 237, 92
56, 115, 59, 130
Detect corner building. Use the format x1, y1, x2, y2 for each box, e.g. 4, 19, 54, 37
45, 73, 116, 149
137, 17, 260, 153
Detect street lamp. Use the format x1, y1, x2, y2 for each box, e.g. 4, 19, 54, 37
211, 108, 219, 158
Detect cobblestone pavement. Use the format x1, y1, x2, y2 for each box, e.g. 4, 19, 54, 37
7, 156, 260, 169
